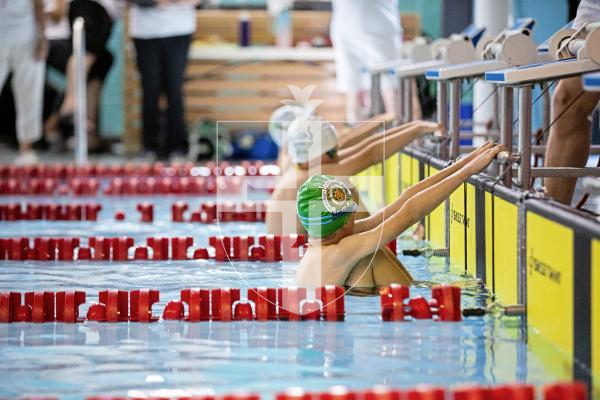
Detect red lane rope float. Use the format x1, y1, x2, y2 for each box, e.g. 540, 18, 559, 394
172, 201, 267, 223
81, 382, 588, 400
0, 161, 277, 179
0, 235, 306, 262
380, 284, 462, 322
0, 203, 102, 221
0, 286, 346, 323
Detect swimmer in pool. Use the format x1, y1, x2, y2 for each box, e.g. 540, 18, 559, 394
268, 105, 395, 174
294, 142, 504, 289
266, 115, 440, 236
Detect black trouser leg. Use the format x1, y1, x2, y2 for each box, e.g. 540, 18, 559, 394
134, 38, 161, 151
160, 34, 191, 154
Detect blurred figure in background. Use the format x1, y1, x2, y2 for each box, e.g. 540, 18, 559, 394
544, 0, 600, 204
56, 0, 118, 151
0, 0, 47, 165
129, 0, 199, 161
330, 0, 401, 125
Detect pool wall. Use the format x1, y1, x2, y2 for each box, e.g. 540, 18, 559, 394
359, 149, 600, 398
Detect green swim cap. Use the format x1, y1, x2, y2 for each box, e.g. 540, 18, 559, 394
297, 174, 357, 238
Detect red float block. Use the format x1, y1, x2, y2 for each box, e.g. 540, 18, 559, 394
202, 202, 217, 223
163, 300, 185, 320
190, 211, 202, 222
233, 236, 254, 261
386, 240, 397, 255
130, 289, 160, 322
282, 234, 305, 262
26, 203, 44, 220
452, 386, 490, 400
211, 288, 241, 322
319, 387, 356, 400
77, 247, 92, 260
380, 284, 409, 322
276, 388, 312, 400
223, 393, 260, 400
250, 246, 266, 261
33, 238, 57, 261
181, 288, 210, 321
248, 287, 277, 321
147, 237, 169, 260
137, 202, 154, 223
210, 236, 232, 262
134, 246, 149, 260
114, 210, 126, 220
361, 387, 402, 400
488, 384, 534, 400
240, 201, 258, 222
56, 291, 86, 323
9, 237, 30, 261
408, 297, 433, 320
406, 387, 446, 400
65, 204, 83, 221
193, 248, 210, 259
300, 300, 321, 320
277, 287, 307, 321
172, 237, 194, 260
233, 301, 254, 321
24, 291, 55, 323
0, 292, 21, 322
90, 236, 111, 260
90, 290, 129, 322
431, 285, 462, 322
111, 237, 134, 261
172, 201, 189, 222
6, 203, 22, 220
218, 202, 237, 222
84, 204, 102, 221
259, 235, 282, 262
45, 204, 64, 220
317, 285, 345, 321
543, 382, 587, 400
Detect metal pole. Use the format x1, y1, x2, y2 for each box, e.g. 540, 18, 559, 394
437, 81, 448, 160
396, 77, 405, 123
404, 78, 413, 122
518, 85, 533, 189
370, 72, 384, 117
449, 79, 461, 159
73, 17, 88, 165
542, 82, 551, 139
499, 86, 513, 187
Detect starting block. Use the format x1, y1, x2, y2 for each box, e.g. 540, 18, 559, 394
380, 284, 462, 322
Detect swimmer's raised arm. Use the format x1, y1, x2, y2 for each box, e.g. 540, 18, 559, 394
338, 121, 421, 160
338, 145, 504, 267
338, 113, 397, 150
331, 121, 440, 176
354, 142, 495, 232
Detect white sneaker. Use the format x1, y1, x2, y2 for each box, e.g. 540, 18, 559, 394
14, 150, 40, 166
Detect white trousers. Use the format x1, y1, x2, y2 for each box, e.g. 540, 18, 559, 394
0, 39, 45, 145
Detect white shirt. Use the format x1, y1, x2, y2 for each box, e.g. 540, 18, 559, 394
44, 0, 70, 40
0, 0, 37, 46
129, 4, 196, 39
574, 0, 600, 29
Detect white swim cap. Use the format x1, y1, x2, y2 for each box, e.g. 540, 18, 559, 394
287, 116, 338, 164
268, 104, 312, 147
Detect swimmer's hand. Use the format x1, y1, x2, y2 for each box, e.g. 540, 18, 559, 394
465, 144, 505, 174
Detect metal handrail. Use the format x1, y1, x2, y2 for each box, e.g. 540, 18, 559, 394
73, 17, 88, 165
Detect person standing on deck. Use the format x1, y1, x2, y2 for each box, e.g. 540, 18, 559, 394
129, 0, 199, 161
0, 0, 48, 165
330, 0, 402, 125
544, 0, 600, 204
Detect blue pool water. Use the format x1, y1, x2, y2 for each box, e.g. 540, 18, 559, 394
0, 196, 558, 399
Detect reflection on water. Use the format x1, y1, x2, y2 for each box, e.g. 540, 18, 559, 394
0, 200, 556, 399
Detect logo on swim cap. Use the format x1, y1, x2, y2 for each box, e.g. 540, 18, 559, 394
321, 179, 352, 214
